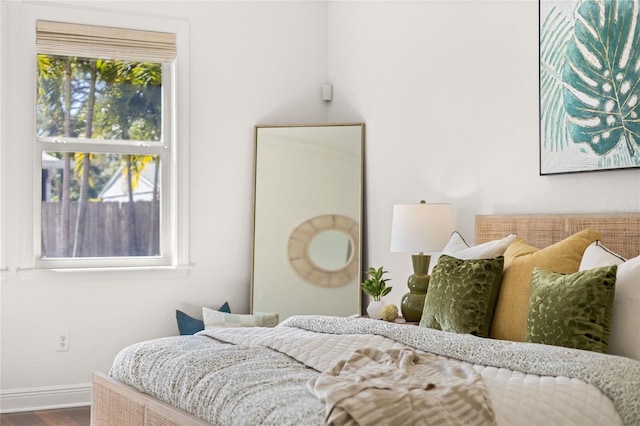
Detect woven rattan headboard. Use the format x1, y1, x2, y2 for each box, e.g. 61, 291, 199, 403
476, 214, 640, 259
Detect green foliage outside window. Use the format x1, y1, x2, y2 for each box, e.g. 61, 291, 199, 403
37, 54, 164, 258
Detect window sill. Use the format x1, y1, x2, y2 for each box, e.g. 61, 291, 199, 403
15, 265, 192, 282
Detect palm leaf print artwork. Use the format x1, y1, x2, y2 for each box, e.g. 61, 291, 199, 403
540, 0, 640, 174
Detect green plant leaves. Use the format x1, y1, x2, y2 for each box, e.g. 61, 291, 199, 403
361, 266, 392, 301
562, 0, 640, 157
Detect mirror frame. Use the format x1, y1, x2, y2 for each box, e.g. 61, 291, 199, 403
250, 123, 364, 319
287, 214, 359, 287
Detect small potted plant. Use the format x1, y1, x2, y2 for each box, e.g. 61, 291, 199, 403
362, 266, 392, 319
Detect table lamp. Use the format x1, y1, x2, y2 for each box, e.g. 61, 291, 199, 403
390, 200, 454, 322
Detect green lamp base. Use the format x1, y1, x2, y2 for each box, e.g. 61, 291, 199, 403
400, 254, 431, 322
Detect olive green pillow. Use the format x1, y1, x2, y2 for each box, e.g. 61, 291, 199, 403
420, 255, 504, 336
526, 266, 617, 353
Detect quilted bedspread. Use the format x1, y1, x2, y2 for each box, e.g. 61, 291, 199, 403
110, 315, 640, 426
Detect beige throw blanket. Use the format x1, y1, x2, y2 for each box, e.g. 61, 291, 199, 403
307, 347, 496, 426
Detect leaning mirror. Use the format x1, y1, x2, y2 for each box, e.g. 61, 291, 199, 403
251, 123, 364, 321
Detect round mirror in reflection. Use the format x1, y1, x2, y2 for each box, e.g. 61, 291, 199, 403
287, 214, 359, 288
308, 230, 353, 271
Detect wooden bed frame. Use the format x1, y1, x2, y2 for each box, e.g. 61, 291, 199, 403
91, 213, 640, 425
91, 372, 209, 426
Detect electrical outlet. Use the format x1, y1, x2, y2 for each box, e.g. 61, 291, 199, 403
57, 332, 70, 352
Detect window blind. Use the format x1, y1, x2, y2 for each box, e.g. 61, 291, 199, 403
36, 20, 176, 63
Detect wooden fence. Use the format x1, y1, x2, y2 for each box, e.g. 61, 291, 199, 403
41, 201, 159, 258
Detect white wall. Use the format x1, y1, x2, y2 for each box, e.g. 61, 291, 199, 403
0, 0, 328, 411
1, 0, 639, 412
327, 1, 640, 310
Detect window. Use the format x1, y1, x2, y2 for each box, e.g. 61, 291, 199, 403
35, 20, 179, 269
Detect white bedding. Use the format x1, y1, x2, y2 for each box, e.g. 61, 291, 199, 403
203, 318, 626, 426
478, 366, 620, 425
111, 315, 640, 426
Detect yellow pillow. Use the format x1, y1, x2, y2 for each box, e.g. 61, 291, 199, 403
489, 228, 601, 342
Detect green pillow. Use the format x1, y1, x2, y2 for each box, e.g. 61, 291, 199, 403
526, 266, 617, 353
420, 255, 504, 336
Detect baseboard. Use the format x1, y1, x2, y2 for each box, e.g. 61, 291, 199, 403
0, 383, 91, 413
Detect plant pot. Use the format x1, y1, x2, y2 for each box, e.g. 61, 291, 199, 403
366, 300, 385, 320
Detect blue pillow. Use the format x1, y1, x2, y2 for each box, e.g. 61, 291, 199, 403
176, 302, 230, 335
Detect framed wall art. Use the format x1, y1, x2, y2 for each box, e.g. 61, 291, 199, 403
539, 0, 640, 174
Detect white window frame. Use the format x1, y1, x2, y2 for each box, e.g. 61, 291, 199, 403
0, 0, 6, 281
19, 4, 190, 276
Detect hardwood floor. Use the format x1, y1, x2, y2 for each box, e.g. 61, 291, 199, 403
0, 406, 91, 426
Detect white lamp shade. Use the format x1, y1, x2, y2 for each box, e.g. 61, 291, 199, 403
390, 203, 455, 253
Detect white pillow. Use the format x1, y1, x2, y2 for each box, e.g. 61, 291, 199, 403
202, 307, 279, 329
442, 231, 517, 259
579, 241, 626, 269
580, 242, 640, 361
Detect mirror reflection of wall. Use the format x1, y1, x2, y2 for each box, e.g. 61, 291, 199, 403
251, 124, 364, 321
309, 230, 352, 271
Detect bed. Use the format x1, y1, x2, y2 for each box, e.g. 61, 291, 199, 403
91, 213, 640, 426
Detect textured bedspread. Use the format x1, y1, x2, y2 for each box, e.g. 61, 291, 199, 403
110, 315, 640, 426
110, 336, 324, 425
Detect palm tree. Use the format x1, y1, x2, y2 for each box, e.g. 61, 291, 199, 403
72, 59, 97, 257
99, 60, 162, 255
37, 55, 65, 257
